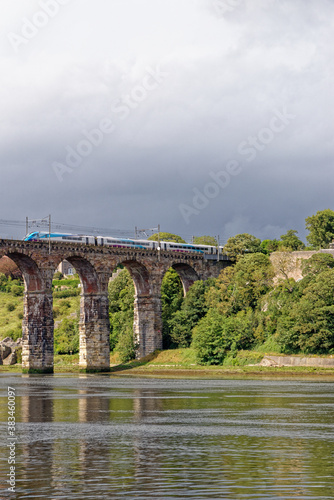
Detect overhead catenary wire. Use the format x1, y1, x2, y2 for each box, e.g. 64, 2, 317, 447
0, 219, 226, 244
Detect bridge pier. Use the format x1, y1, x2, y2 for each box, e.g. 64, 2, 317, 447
134, 294, 162, 358
22, 291, 54, 373
79, 292, 110, 372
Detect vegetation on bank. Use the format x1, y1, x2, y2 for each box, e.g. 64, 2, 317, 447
1, 209, 334, 368
108, 210, 334, 365
2, 348, 334, 377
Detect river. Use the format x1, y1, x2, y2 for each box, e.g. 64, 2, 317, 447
1, 374, 334, 499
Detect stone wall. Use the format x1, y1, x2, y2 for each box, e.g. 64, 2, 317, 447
270, 249, 334, 282
260, 354, 334, 367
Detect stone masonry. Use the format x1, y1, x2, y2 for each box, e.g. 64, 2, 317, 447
0, 239, 229, 372
270, 249, 334, 282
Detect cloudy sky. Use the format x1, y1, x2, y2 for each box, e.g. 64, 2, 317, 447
0, 0, 333, 243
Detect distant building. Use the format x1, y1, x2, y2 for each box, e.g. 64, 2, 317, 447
57, 260, 74, 276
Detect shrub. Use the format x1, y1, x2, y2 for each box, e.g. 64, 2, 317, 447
168, 279, 213, 348
108, 269, 135, 361
54, 318, 79, 354
53, 306, 60, 318
16, 347, 22, 364
7, 303, 16, 312
53, 289, 80, 298
11, 284, 24, 297
5, 328, 22, 341
192, 309, 254, 365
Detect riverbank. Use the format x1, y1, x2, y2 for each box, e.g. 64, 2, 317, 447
2, 348, 334, 378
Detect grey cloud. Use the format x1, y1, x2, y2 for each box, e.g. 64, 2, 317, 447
0, 0, 333, 243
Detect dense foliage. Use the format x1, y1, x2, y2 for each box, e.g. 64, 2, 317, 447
148, 232, 186, 243
305, 209, 334, 248
223, 233, 262, 260
2, 210, 334, 365
108, 268, 136, 362
193, 236, 218, 246
0, 274, 24, 296
54, 318, 79, 354
161, 268, 184, 348
192, 252, 334, 364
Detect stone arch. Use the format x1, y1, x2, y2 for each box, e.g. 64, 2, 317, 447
62, 255, 100, 294
58, 254, 109, 372
120, 260, 151, 295
4, 252, 43, 292
117, 259, 161, 358
171, 262, 199, 295
0, 252, 53, 373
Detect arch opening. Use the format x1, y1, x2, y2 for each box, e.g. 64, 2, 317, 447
121, 260, 151, 296
54, 255, 109, 372
63, 255, 100, 294
160, 267, 184, 349
115, 260, 161, 359
5, 252, 43, 292
108, 265, 135, 363
0, 252, 53, 372
52, 263, 80, 359
171, 263, 199, 295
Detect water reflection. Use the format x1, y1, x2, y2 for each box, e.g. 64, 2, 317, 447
0, 376, 334, 499
19, 379, 54, 498
133, 391, 165, 496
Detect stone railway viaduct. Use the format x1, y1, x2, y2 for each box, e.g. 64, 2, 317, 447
0, 239, 229, 372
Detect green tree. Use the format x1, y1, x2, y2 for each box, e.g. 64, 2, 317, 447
148, 232, 186, 243
223, 233, 262, 261
10, 284, 24, 297
279, 229, 304, 251
108, 269, 136, 362
54, 318, 79, 354
232, 253, 274, 310
206, 253, 274, 315
260, 239, 279, 254
193, 236, 218, 246
161, 268, 184, 348
192, 309, 254, 365
305, 209, 334, 249
276, 269, 334, 354
301, 253, 334, 278
168, 279, 214, 347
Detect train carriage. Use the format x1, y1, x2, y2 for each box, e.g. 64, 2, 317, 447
23, 232, 223, 256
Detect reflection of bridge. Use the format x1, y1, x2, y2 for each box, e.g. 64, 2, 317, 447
0, 239, 230, 372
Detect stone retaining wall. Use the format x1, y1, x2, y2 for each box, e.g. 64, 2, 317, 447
260, 355, 334, 367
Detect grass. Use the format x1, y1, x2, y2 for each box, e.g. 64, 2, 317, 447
253, 336, 283, 354
53, 296, 80, 322
223, 350, 264, 366
0, 290, 80, 343
0, 293, 23, 340
2, 348, 334, 377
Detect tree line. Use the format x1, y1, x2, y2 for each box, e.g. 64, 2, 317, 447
2, 208, 334, 363
109, 209, 334, 363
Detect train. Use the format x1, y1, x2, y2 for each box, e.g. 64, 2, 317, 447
23, 232, 223, 255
